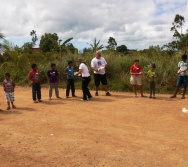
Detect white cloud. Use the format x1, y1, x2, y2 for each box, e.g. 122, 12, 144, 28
0, 0, 188, 50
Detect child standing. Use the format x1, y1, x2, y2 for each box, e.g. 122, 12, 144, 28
65, 61, 77, 98
147, 63, 157, 99
28, 63, 42, 103
47, 63, 61, 100
3, 73, 16, 110
170, 54, 188, 99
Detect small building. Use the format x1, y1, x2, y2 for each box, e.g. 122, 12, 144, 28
32, 46, 40, 53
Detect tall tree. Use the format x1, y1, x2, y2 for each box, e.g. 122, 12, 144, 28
0, 32, 5, 54
171, 14, 185, 36
163, 14, 188, 54
88, 38, 104, 53
39, 33, 59, 53
59, 37, 73, 56
30, 30, 38, 46
106, 37, 117, 50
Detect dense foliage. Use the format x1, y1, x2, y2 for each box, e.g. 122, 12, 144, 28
0, 49, 183, 94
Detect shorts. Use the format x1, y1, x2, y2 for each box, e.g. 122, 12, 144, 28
94, 74, 108, 86
176, 76, 188, 87
5, 92, 15, 102
130, 75, 142, 85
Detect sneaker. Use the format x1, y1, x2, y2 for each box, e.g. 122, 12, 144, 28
106, 92, 111, 96
72, 95, 77, 97
81, 99, 88, 101
88, 97, 93, 100
95, 92, 98, 96
7, 106, 10, 110
38, 99, 42, 102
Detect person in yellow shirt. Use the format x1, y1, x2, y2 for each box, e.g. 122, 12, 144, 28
147, 63, 157, 99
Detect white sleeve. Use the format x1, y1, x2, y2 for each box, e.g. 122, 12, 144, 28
79, 64, 83, 70
102, 57, 107, 65
91, 59, 95, 68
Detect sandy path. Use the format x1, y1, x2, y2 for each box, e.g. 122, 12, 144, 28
0, 86, 188, 167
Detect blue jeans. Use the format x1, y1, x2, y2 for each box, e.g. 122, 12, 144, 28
176, 76, 188, 87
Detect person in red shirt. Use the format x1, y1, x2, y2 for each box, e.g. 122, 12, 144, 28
130, 59, 146, 97
28, 63, 42, 103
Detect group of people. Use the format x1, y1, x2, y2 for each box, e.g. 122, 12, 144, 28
1, 51, 188, 111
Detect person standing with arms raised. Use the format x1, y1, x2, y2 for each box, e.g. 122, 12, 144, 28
91, 50, 111, 96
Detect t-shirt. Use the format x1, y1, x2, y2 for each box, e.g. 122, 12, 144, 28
3, 79, 14, 93
28, 70, 40, 83
79, 63, 90, 77
65, 67, 74, 80
147, 70, 157, 82
178, 61, 188, 76
91, 57, 107, 75
47, 69, 59, 83
130, 65, 142, 76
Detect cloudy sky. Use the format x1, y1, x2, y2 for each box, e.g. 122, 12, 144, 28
0, 0, 188, 51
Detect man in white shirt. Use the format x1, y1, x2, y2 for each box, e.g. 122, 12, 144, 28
91, 51, 111, 96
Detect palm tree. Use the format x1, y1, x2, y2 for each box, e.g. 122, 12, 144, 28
0, 32, 5, 55
59, 37, 73, 57
88, 38, 104, 53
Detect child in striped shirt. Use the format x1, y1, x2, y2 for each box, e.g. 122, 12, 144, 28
3, 73, 16, 110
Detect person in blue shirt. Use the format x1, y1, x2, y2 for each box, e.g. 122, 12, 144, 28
65, 61, 77, 98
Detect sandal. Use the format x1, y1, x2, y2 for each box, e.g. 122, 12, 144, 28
7, 107, 10, 110
38, 99, 42, 102
12, 105, 16, 109
33, 101, 38, 103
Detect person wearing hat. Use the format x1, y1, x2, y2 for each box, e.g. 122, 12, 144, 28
130, 59, 146, 97
75, 59, 92, 101
147, 63, 157, 99
170, 54, 188, 99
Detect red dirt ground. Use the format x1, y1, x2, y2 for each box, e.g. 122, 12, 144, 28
0, 86, 188, 167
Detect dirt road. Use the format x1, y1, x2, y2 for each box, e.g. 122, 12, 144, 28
0, 87, 188, 167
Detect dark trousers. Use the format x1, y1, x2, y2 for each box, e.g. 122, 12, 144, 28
66, 79, 75, 96
32, 83, 41, 101
149, 81, 156, 96
82, 77, 92, 100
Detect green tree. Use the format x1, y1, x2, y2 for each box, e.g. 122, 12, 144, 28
59, 37, 73, 56
106, 37, 117, 50
163, 14, 188, 53
21, 42, 33, 54
0, 32, 5, 54
116, 45, 128, 54
30, 30, 38, 46
88, 38, 104, 53
39, 33, 59, 53
83, 47, 92, 54
171, 14, 185, 36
